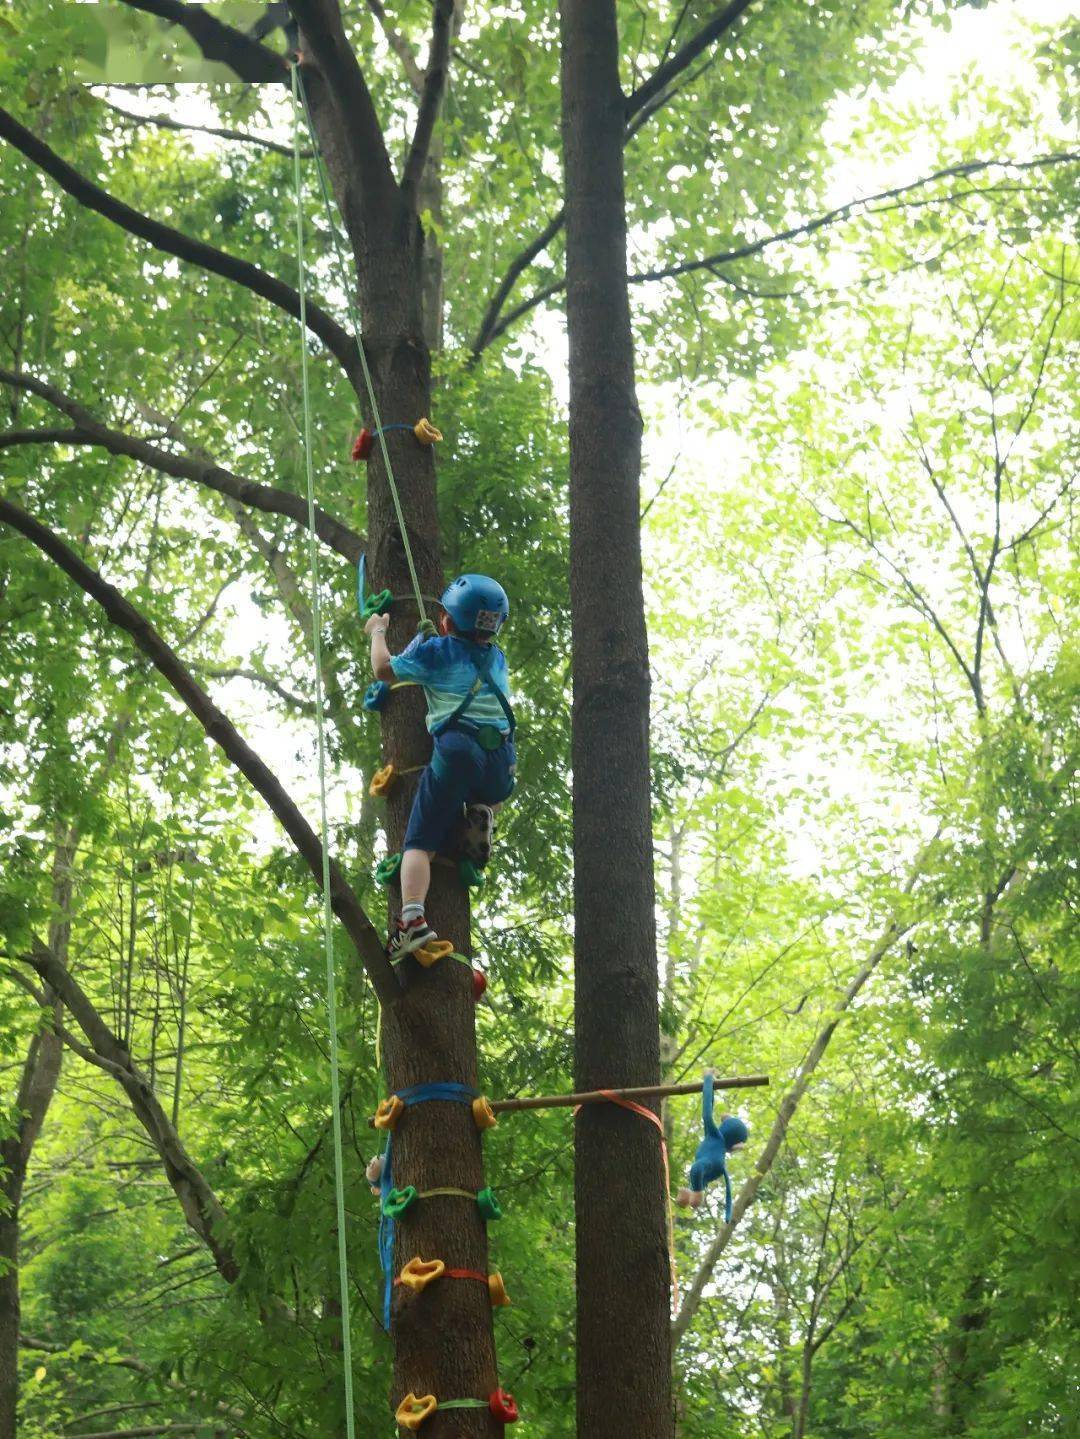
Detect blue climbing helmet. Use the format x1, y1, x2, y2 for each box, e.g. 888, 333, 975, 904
440, 573, 509, 636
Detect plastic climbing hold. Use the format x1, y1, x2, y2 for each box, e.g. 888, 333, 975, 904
489, 1390, 520, 1424
488, 1271, 511, 1308
472, 967, 488, 1001
375, 852, 403, 886
412, 939, 454, 968
414, 417, 442, 446
363, 680, 391, 713
369, 764, 397, 797
411, 939, 454, 969
398, 1257, 445, 1293
382, 1185, 418, 1218
352, 428, 374, 462
476, 1187, 502, 1222
472, 1096, 498, 1131
373, 1095, 405, 1131
360, 588, 393, 620
395, 1393, 437, 1430
459, 857, 485, 889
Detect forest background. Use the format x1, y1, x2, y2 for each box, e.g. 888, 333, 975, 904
0, 0, 1076, 1436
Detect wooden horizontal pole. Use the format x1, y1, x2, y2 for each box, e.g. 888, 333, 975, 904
488, 1074, 769, 1116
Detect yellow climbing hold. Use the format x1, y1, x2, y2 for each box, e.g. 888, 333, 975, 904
472, 1096, 498, 1131
369, 763, 397, 797
414, 417, 442, 445
373, 1094, 405, 1131
414, 939, 455, 968
398, 1256, 446, 1293
396, 1393, 437, 1430
488, 1271, 511, 1307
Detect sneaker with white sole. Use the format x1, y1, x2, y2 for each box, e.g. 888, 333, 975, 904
461, 804, 495, 866
387, 914, 438, 958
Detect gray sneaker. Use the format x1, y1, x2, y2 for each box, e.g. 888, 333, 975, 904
461, 805, 495, 866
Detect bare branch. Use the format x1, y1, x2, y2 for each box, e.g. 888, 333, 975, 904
0, 495, 400, 1009
625, 0, 758, 119
401, 0, 455, 210
97, 94, 307, 158
0, 367, 364, 563
474, 152, 1079, 353
0, 107, 357, 377
672, 839, 938, 1345
20, 937, 240, 1283
195, 664, 316, 716
470, 208, 565, 355
365, 0, 423, 92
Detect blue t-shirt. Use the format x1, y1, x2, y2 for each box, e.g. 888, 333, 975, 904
390, 635, 512, 735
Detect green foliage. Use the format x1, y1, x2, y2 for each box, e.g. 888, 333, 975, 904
0, 1, 1076, 1436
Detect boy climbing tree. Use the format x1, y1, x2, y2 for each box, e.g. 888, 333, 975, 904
365, 573, 516, 955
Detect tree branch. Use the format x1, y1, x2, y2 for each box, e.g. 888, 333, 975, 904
470, 0, 759, 350
0, 106, 358, 377
196, 664, 316, 716
97, 94, 306, 158
671, 839, 938, 1344
625, 0, 758, 119
401, 0, 455, 210
118, 0, 287, 82
287, 0, 399, 216
473, 151, 1078, 354
365, 0, 423, 92
0, 495, 400, 1010
20, 937, 240, 1283
0, 426, 92, 451
0, 367, 364, 563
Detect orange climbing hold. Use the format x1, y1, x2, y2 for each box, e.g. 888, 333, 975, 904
414, 939, 455, 968
488, 1271, 511, 1307
369, 763, 397, 797
414, 417, 442, 445
373, 1095, 405, 1131
396, 1393, 437, 1430
397, 1257, 446, 1293
472, 1096, 498, 1131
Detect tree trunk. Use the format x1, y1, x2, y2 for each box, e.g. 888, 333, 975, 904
560, 4, 672, 1436
0, 835, 72, 1439
317, 84, 501, 1437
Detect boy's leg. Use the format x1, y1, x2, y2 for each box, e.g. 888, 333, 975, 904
400, 848, 433, 909
389, 734, 478, 953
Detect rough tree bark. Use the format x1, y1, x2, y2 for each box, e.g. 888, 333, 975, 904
0, 835, 72, 1439
560, 3, 672, 1436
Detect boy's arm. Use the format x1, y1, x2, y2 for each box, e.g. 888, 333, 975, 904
364, 612, 395, 681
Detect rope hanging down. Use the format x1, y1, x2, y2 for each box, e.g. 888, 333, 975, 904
292, 65, 434, 635
289, 62, 356, 1439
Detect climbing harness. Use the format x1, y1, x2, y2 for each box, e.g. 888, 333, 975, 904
292, 65, 435, 637
289, 60, 356, 1439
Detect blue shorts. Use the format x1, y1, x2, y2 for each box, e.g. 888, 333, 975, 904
403, 729, 516, 854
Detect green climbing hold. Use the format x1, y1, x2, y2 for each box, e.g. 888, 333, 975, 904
476, 1187, 503, 1222
360, 587, 393, 620
376, 852, 403, 886
458, 857, 484, 889
382, 1185, 418, 1218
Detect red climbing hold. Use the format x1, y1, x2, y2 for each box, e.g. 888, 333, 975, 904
351, 428, 374, 461
472, 967, 487, 1001
489, 1389, 519, 1424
